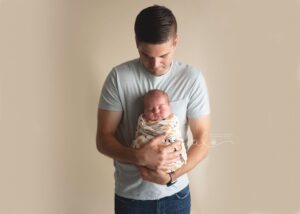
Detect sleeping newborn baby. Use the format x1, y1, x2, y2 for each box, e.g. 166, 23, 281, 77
132, 89, 187, 173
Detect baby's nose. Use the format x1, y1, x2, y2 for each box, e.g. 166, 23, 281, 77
153, 108, 159, 113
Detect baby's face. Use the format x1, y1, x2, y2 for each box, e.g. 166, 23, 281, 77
144, 95, 171, 121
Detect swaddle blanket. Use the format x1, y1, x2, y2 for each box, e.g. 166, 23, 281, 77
132, 113, 187, 172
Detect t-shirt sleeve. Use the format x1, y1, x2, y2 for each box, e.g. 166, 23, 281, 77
98, 68, 123, 111
187, 72, 210, 119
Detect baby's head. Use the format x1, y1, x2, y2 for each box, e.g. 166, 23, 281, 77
143, 89, 171, 121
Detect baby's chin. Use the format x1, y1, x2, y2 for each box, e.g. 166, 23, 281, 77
143, 112, 171, 121
144, 115, 165, 121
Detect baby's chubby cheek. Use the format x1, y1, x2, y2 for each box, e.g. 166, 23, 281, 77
163, 109, 171, 118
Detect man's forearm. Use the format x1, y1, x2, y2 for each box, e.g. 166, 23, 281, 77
97, 134, 140, 165
173, 138, 210, 180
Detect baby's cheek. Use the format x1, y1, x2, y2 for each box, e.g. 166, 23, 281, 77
163, 109, 171, 117
143, 113, 150, 120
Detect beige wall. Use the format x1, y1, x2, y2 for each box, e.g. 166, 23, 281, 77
1, 0, 299, 213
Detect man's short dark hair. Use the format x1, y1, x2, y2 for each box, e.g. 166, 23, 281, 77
134, 5, 177, 44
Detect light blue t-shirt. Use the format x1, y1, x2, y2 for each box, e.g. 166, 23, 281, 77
99, 58, 210, 200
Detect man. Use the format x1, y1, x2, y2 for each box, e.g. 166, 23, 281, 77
96, 5, 211, 214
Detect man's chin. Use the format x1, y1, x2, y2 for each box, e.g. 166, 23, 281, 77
149, 68, 166, 76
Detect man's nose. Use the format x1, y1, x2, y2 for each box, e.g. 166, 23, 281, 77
150, 58, 160, 68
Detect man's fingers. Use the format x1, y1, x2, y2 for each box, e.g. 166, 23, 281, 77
164, 142, 182, 153
138, 166, 149, 177
165, 151, 181, 162
149, 133, 167, 145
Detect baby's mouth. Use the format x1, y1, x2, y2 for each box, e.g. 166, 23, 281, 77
153, 115, 162, 120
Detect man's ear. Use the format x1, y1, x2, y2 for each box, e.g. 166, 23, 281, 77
135, 37, 139, 48
173, 35, 179, 47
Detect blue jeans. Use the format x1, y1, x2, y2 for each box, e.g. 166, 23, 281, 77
115, 185, 191, 214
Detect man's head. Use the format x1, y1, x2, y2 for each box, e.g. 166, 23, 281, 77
135, 5, 178, 76
134, 5, 177, 44
143, 89, 171, 121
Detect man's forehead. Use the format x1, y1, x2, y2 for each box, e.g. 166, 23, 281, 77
137, 40, 174, 57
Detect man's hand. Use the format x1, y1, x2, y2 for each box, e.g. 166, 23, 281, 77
136, 134, 182, 171
137, 166, 170, 185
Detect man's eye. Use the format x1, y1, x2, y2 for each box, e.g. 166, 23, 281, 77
144, 54, 153, 60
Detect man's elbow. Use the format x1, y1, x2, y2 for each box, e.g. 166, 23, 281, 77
200, 140, 210, 160
203, 146, 209, 159
96, 135, 105, 154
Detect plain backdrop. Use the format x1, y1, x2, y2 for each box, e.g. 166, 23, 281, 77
0, 0, 299, 213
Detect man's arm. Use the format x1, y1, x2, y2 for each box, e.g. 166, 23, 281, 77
138, 114, 211, 184
96, 109, 181, 168
96, 109, 139, 164
172, 114, 211, 180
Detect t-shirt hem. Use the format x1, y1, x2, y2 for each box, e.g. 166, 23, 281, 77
114, 176, 189, 200
188, 111, 210, 119
98, 104, 123, 112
